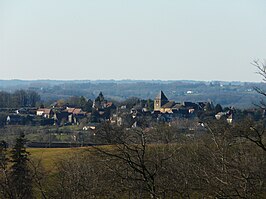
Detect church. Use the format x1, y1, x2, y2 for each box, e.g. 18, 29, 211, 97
154, 91, 183, 113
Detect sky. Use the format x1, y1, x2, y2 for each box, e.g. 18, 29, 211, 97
0, 0, 265, 82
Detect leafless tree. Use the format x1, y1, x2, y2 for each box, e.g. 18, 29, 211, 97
252, 59, 266, 82
252, 59, 266, 106
93, 124, 179, 199
243, 60, 266, 151
50, 154, 95, 199
198, 121, 266, 198
232, 119, 266, 152
29, 158, 49, 199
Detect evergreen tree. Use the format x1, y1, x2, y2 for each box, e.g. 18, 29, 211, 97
214, 104, 223, 113
79, 96, 87, 109
9, 133, 33, 199
0, 141, 12, 199
85, 99, 93, 112
96, 92, 104, 102
205, 102, 214, 112
94, 92, 105, 109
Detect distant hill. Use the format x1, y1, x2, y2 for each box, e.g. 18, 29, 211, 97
0, 79, 264, 108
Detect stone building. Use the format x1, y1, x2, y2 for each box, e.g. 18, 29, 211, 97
154, 91, 169, 111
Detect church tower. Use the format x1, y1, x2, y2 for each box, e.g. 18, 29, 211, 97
154, 91, 169, 111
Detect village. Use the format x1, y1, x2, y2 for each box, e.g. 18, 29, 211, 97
1, 89, 264, 148
4, 90, 238, 128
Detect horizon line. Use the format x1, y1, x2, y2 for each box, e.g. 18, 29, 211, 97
0, 79, 262, 83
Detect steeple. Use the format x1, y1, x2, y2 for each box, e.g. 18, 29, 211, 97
155, 90, 168, 101
154, 91, 169, 111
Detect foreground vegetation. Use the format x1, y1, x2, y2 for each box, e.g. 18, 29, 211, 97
0, 118, 265, 199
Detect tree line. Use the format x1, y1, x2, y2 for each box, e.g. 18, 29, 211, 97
0, 90, 40, 108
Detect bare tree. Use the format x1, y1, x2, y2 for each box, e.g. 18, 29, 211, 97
252, 59, 266, 106
29, 158, 49, 199
93, 124, 177, 199
252, 59, 266, 82
50, 151, 117, 199
233, 119, 266, 152
198, 121, 266, 198
243, 59, 266, 151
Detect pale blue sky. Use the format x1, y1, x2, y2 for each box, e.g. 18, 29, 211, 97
0, 0, 265, 81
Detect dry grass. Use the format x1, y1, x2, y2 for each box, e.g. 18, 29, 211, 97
28, 148, 84, 172
26, 144, 167, 173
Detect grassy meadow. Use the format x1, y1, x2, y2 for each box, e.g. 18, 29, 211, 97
28, 147, 85, 172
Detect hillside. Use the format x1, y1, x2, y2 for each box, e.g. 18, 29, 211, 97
0, 80, 264, 108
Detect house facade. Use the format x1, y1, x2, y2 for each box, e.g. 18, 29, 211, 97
36, 108, 53, 118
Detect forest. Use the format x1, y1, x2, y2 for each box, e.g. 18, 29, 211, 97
0, 90, 40, 108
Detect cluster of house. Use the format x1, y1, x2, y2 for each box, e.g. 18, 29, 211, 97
215, 110, 233, 124
36, 107, 88, 125
108, 91, 217, 129
6, 107, 87, 126
5, 90, 236, 128
153, 91, 210, 114
6, 92, 116, 126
